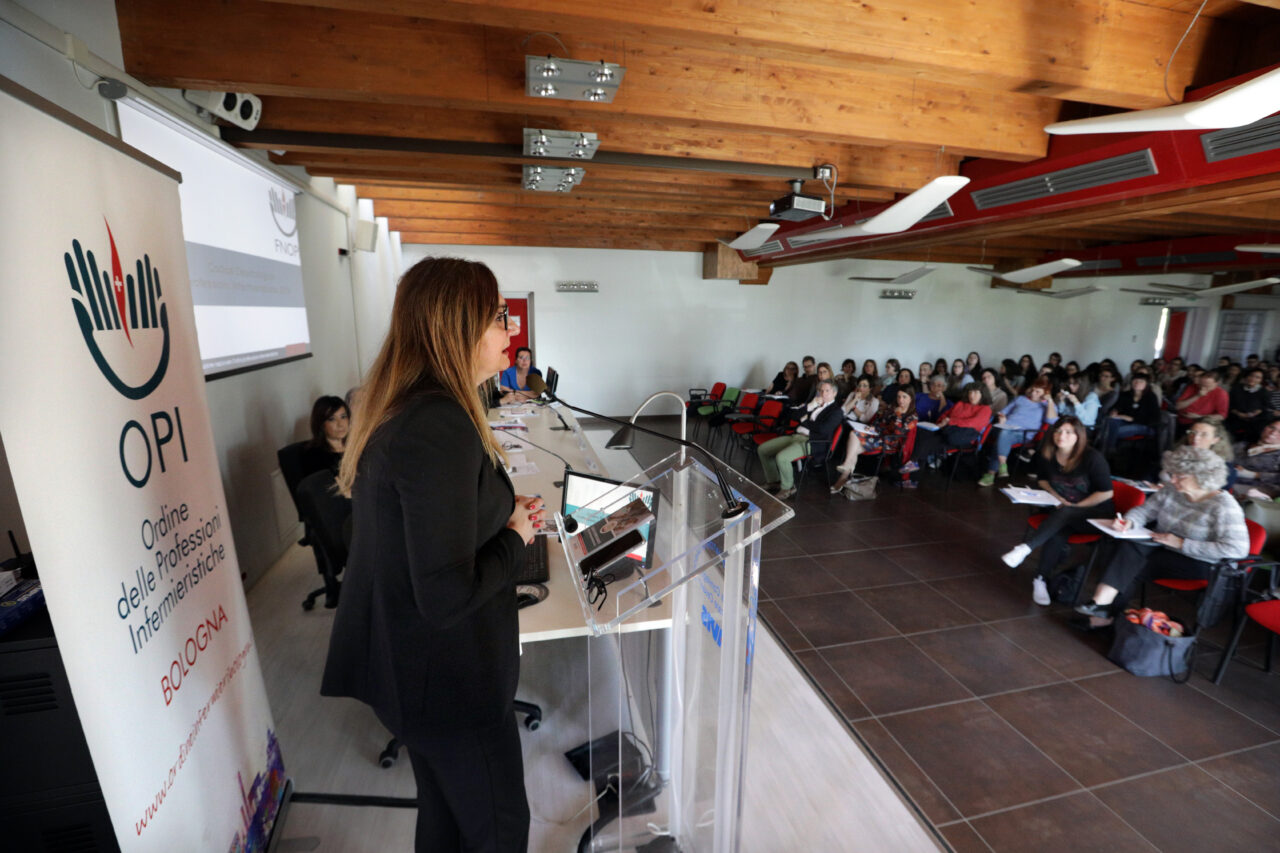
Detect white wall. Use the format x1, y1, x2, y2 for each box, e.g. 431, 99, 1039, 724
401, 245, 1210, 415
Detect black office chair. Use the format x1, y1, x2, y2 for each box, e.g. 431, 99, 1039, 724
294, 469, 350, 610
277, 441, 344, 610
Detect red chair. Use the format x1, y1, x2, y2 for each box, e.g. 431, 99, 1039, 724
733, 398, 781, 465
794, 423, 844, 491
1022, 479, 1146, 605
1213, 521, 1280, 683
941, 419, 993, 491
745, 400, 792, 474
716, 391, 759, 454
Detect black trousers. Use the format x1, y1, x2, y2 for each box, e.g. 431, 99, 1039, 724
1097, 541, 1212, 612
1024, 502, 1114, 580
404, 710, 529, 852
910, 426, 980, 462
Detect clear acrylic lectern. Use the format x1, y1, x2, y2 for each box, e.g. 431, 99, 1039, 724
556, 450, 794, 853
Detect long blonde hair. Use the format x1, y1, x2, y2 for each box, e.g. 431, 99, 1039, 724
336, 257, 505, 496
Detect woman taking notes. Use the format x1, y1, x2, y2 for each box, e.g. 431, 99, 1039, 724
322, 258, 543, 852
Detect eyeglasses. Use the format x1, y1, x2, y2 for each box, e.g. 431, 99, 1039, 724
495, 306, 509, 330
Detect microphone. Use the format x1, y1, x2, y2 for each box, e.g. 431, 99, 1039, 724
539, 388, 748, 519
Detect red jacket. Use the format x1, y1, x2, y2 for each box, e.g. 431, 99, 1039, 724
1175, 385, 1228, 424
945, 401, 992, 431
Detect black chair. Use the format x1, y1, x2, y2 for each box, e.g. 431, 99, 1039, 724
295, 469, 351, 610
277, 441, 344, 610
379, 700, 544, 768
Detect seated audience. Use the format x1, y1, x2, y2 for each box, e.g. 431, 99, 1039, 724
831, 387, 918, 493
881, 367, 918, 406
882, 359, 901, 387
902, 382, 991, 477
1056, 374, 1100, 430
945, 358, 974, 401
918, 361, 934, 388
858, 358, 879, 391
1222, 362, 1242, 388
933, 357, 949, 383
1159, 357, 1186, 396
769, 361, 800, 396
981, 367, 1009, 412
1000, 417, 1114, 606
915, 375, 951, 423
841, 376, 880, 426
1093, 365, 1120, 418
1048, 352, 1063, 369
758, 379, 842, 500
300, 395, 350, 479
1228, 367, 1268, 440
1174, 368, 1229, 430
1074, 446, 1248, 627
498, 346, 543, 403
1098, 372, 1159, 455
1233, 417, 1280, 498
979, 378, 1057, 486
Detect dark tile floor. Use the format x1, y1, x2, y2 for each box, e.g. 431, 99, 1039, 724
618, 416, 1280, 851
757, 473, 1280, 852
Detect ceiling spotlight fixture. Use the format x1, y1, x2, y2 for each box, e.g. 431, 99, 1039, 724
525, 56, 625, 102
522, 128, 600, 160
879, 289, 917, 300
1141, 297, 1173, 306
523, 164, 585, 193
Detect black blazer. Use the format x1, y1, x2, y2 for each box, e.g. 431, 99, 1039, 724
320, 390, 524, 741
800, 401, 843, 445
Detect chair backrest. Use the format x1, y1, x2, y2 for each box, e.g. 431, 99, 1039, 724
277, 440, 311, 518
709, 381, 726, 400
721, 386, 741, 404
900, 423, 918, 460
757, 399, 783, 427
1111, 480, 1146, 515
1246, 518, 1267, 557
295, 469, 353, 571
736, 392, 759, 413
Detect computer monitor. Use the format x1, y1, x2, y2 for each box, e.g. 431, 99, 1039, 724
560, 470, 657, 572
545, 366, 560, 394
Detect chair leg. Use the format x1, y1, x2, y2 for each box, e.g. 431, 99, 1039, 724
1212, 609, 1252, 684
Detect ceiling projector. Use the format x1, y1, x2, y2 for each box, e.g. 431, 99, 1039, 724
770, 179, 827, 221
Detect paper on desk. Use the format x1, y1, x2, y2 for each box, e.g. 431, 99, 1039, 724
504, 406, 537, 417
849, 422, 878, 435
1087, 518, 1154, 539
507, 460, 540, 477
1000, 486, 1061, 506
490, 420, 527, 431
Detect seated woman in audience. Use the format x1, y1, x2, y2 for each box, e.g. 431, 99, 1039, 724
831, 387, 918, 493
966, 351, 983, 379
758, 379, 842, 500
1168, 415, 1235, 491
882, 358, 901, 388
300, 395, 350, 479
1233, 417, 1280, 498
497, 346, 543, 403
881, 366, 918, 406
859, 359, 879, 390
1002, 358, 1025, 392
1000, 416, 1114, 606
918, 361, 934, 389
1159, 357, 1187, 396
1018, 353, 1038, 389
1228, 367, 1268, 440
933, 357, 949, 384
1174, 368, 1229, 431
981, 367, 1009, 412
978, 378, 1057, 486
902, 382, 991, 476
1098, 372, 1160, 455
836, 358, 858, 396
1056, 374, 1100, 430
915, 375, 951, 424
944, 358, 975, 401
1093, 365, 1120, 419
1075, 446, 1249, 627
769, 361, 800, 396
841, 376, 880, 426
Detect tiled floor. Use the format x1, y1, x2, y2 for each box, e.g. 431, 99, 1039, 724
618, 416, 1280, 851
757, 472, 1280, 852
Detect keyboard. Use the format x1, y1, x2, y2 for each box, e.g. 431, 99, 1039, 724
517, 535, 550, 584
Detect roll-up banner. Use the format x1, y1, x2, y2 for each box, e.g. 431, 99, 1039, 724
0, 81, 283, 850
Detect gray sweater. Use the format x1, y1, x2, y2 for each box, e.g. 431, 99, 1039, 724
1124, 487, 1249, 563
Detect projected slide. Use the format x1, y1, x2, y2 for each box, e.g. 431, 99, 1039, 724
118, 104, 310, 377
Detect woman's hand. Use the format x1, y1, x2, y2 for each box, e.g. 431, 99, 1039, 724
507, 495, 545, 544
1151, 531, 1184, 549
1111, 515, 1130, 532
996, 413, 1006, 424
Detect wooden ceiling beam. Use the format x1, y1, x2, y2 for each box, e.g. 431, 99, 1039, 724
352, 184, 769, 216
260, 0, 1220, 109
380, 205, 752, 233
116, 0, 1057, 160
396, 232, 709, 252
253, 97, 963, 194
385, 218, 731, 243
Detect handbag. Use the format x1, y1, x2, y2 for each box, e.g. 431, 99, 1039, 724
841, 474, 878, 501
1107, 609, 1195, 682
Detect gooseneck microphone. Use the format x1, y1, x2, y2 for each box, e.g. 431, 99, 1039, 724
538, 388, 748, 520
528, 374, 572, 431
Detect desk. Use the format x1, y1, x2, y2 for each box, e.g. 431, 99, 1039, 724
494, 402, 671, 642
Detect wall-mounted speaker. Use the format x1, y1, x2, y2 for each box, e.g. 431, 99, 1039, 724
353, 220, 379, 253
182, 89, 262, 131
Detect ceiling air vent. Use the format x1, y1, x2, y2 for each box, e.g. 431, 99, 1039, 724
742, 240, 783, 257
0, 672, 58, 716
971, 149, 1157, 210
1201, 114, 1280, 163
919, 200, 954, 223
1075, 258, 1123, 271
1137, 251, 1236, 267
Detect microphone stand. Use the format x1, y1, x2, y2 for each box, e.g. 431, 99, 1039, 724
541, 390, 748, 519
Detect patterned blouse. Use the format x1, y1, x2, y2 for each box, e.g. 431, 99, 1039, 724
869, 405, 919, 454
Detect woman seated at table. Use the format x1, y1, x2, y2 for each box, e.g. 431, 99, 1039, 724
978, 378, 1057, 486
758, 379, 842, 500
981, 367, 1009, 413
901, 382, 991, 477
768, 361, 800, 396
1097, 371, 1160, 455
831, 387, 918, 493
915, 375, 951, 424
1233, 416, 1280, 498
1074, 446, 1249, 627
841, 376, 880, 426
1000, 417, 1114, 606
497, 346, 542, 403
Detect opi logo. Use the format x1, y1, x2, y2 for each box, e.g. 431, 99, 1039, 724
268, 186, 297, 237
64, 221, 170, 400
